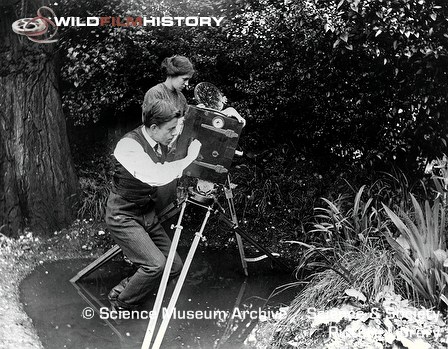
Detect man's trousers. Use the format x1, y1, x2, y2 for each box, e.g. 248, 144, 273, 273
105, 192, 183, 308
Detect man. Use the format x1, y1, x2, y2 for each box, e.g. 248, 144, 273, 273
105, 99, 201, 310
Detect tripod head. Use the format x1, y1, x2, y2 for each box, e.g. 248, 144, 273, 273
181, 179, 217, 206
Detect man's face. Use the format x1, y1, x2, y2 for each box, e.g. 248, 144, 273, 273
171, 74, 192, 91
152, 118, 179, 146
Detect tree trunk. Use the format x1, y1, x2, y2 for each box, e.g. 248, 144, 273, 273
0, 2, 79, 237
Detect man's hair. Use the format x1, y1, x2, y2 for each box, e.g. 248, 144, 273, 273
142, 99, 181, 127
161, 55, 195, 77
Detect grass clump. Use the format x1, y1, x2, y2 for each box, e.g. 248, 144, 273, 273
292, 246, 396, 310
271, 245, 397, 348
77, 175, 110, 221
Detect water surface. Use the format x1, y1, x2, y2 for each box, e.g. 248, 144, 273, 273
20, 248, 297, 349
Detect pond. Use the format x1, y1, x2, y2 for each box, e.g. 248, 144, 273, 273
20, 248, 298, 349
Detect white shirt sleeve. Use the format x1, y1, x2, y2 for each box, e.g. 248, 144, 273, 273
113, 137, 192, 186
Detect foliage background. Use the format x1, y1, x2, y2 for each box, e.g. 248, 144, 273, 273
56, 0, 448, 250
60, 0, 448, 166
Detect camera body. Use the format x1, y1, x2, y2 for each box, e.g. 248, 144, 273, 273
174, 105, 243, 184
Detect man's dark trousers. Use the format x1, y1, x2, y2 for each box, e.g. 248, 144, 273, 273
105, 191, 183, 308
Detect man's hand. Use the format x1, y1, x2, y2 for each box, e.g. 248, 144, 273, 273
187, 139, 202, 161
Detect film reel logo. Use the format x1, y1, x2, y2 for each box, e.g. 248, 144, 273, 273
12, 6, 58, 44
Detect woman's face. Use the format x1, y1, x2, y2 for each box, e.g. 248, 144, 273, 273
170, 74, 192, 92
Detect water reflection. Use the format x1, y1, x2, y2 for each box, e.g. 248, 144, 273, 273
20, 248, 297, 349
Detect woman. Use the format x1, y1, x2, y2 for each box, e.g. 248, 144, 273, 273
143, 55, 194, 121
144, 55, 246, 128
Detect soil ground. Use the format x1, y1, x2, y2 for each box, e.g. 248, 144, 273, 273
0, 223, 102, 349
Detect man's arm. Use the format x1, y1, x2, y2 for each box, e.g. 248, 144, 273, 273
114, 138, 201, 186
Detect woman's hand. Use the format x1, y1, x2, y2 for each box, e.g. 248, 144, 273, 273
222, 107, 246, 127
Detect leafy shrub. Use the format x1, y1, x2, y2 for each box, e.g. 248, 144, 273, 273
77, 175, 110, 221
382, 158, 448, 310
266, 172, 448, 348
425, 154, 448, 244
311, 185, 386, 244
72, 142, 114, 221
59, 0, 448, 176
292, 184, 392, 279
227, 143, 351, 254
270, 183, 400, 345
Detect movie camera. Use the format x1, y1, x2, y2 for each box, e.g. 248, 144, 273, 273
174, 82, 244, 203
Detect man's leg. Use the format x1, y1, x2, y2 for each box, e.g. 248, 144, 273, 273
147, 213, 183, 280
106, 208, 182, 308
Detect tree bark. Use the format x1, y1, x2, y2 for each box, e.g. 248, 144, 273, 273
0, 3, 79, 236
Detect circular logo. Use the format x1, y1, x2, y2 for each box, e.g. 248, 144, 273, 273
11, 6, 58, 44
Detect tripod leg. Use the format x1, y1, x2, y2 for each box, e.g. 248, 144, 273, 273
149, 208, 212, 349
70, 201, 182, 283
141, 201, 187, 349
69, 244, 122, 283
218, 212, 290, 272
225, 175, 248, 276
71, 282, 125, 340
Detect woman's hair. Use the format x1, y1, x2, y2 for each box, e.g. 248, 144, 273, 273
161, 55, 195, 77
142, 99, 181, 127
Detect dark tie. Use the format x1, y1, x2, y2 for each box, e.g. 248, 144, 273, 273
154, 143, 163, 158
